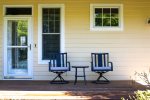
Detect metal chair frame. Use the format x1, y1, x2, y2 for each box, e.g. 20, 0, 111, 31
49, 53, 70, 84
91, 53, 113, 84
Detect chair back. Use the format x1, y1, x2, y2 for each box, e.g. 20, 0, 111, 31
49, 53, 70, 71
91, 53, 113, 71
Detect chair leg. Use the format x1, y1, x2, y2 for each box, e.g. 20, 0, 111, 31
93, 72, 110, 84
52, 74, 59, 82
101, 75, 109, 82
50, 72, 69, 84
58, 74, 65, 82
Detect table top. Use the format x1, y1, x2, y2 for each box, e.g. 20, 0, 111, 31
72, 66, 89, 68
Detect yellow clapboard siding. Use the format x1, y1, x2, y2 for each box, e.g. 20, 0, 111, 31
0, 0, 150, 80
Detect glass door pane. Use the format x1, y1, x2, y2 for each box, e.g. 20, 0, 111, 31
7, 20, 28, 46
7, 20, 28, 74
7, 48, 28, 74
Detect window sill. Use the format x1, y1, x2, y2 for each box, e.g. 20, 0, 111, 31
38, 60, 49, 64
90, 27, 123, 31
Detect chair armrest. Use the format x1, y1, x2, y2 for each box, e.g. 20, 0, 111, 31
67, 62, 71, 71
108, 62, 113, 71
49, 61, 51, 71
91, 62, 94, 71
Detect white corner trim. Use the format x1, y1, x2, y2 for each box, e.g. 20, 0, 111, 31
90, 4, 124, 31
38, 4, 65, 64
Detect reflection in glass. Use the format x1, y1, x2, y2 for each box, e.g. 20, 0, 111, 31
42, 34, 60, 60
95, 8, 102, 18
49, 21, 55, 33
103, 18, 111, 26
42, 8, 60, 33
95, 18, 102, 26
95, 8, 102, 14
103, 8, 110, 17
94, 7, 119, 27
42, 21, 48, 33
7, 20, 28, 46
6, 8, 32, 15
55, 14, 60, 20
111, 18, 119, 26
111, 8, 119, 17
55, 21, 60, 33
7, 48, 28, 72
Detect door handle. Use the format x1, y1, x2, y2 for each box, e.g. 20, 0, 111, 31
29, 44, 31, 50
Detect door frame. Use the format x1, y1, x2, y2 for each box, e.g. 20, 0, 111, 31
3, 17, 33, 79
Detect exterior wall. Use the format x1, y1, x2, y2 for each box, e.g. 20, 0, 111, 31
0, 0, 150, 80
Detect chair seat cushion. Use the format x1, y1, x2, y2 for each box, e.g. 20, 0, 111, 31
93, 66, 112, 71
50, 67, 69, 71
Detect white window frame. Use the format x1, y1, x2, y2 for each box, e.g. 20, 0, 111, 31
38, 4, 65, 64
90, 4, 123, 31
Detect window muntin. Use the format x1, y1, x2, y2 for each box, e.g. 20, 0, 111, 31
42, 8, 61, 60
90, 4, 123, 31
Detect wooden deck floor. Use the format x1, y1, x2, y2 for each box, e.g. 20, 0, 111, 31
0, 80, 147, 99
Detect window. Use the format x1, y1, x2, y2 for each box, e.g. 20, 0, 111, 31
42, 8, 60, 60
38, 4, 65, 64
4, 6, 33, 16
5, 7, 32, 15
90, 4, 123, 31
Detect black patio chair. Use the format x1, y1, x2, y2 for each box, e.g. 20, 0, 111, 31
49, 53, 71, 84
91, 53, 113, 83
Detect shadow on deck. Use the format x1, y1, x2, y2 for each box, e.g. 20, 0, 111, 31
0, 80, 148, 99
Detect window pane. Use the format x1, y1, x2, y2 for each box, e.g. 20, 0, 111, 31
111, 18, 119, 26
55, 21, 60, 33
103, 18, 110, 26
7, 48, 27, 69
55, 8, 60, 21
103, 8, 110, 17
6, 8, 32, 15
49, 9, 55, 14
55, 8, 60, 14
49, 14, 55, 21
43, 8, 49, 14
111, 8, 119, 17
95, 8, 102, 13
42, 8, 60, 33
43, 8, 49, 20
42, 21, 48, 33
42, 34, 60, 60
95, 8, 102, 18
95, 13, 102, 18
49, 21, 55, 33
7, 20, 28, 46
95, 18, 102, 26
55, 14, 60, 20
43, 14, 48, 20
